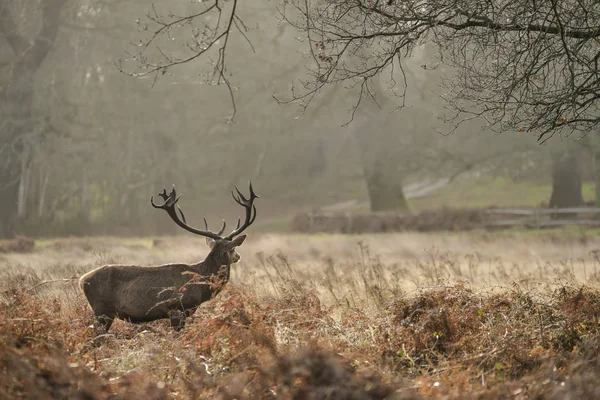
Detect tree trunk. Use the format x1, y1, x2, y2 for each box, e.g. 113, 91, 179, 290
596, 155, 600, 209
353, 135, 410, 212
0, 166, 20, 238
17, 151, 30, 218
38, 173, 49, 218
81, 170, 88, 216
549, 150, 584, 209
0, 64, 33, 238
352, 121, 409, 212
348, 73, 409, 212
363, 160, 409, 211
591, 134, 600, 209
0, 1, 66, 237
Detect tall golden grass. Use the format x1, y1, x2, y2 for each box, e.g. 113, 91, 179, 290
1, 231, 600, 399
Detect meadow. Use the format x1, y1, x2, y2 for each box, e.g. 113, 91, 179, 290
1, 229, 600, 399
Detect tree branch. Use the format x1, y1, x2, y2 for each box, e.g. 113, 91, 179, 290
0, 0, 67, 66
122, 0, 600, 137
0, 3, 30, 55
436, 15, 600, 40
278, 0, 600, 138
26, 0, 68, 68
119, 0, 247, 121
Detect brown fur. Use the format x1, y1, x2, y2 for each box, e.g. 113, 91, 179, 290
79, 235, 246, 332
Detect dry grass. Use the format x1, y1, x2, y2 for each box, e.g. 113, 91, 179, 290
1, 231, 600, 399
0, 236, 35, 254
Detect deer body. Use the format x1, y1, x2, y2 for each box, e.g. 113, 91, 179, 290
79, 183, 258, 333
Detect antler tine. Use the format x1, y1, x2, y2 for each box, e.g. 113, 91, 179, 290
234, 185, 248, 202
204, 217, 227, 236
151, 186, 223, 240
151, 187, 176, 208
231, 190, 242, 206
225, 181, 259, 240
249, 181, 258, 199
218, 220, 227, 236
177, 206, 187, 223
157, 188, 167, 200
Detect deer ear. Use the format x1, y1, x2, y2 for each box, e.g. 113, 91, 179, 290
230, 235, 247, 248
206, 237, 216, 249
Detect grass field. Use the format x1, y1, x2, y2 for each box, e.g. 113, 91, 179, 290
260, 177, 598, 233
411, 177, 597, 211
2, 230, 600, 399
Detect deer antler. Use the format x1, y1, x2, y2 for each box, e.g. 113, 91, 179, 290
203, 217, 227, 237
151, 182, 259, 241
151, 186, 223, 240
225, 181, 259, 240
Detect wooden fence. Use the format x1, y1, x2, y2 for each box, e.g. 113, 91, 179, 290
292, 207, 600, 233
482, 207, 600, 229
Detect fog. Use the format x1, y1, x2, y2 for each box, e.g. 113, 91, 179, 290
0, 1, 594, 238
5, 4, 600, 397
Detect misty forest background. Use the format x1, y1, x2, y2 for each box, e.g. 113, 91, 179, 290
1, 0, 597, 239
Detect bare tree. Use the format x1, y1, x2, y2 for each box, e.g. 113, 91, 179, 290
280, 0, 600, 139
121, 0, 600, 210
118, 1, 248, 121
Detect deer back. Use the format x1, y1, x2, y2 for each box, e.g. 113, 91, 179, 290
79, 262, 214, 322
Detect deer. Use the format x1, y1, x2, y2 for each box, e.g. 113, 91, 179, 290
79, 182, 258, 333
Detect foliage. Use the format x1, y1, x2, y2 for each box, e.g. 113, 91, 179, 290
3, 234, 600, 398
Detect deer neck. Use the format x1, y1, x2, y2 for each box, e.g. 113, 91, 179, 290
199, 251, 231, 283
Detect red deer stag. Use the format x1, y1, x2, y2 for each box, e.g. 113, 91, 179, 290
79, 182, 258, 332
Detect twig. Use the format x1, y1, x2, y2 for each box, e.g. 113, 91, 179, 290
25, 277, 79, 294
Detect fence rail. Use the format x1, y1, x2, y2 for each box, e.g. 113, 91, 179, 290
482, 207, 600, 229
293, 207, 600, 233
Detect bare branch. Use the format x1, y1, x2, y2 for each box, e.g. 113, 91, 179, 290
120, 0, 248, 121
29, 0, 68, 68
0, 3, 30, 55
275, 0, 600, 138
122, 0, 600, 137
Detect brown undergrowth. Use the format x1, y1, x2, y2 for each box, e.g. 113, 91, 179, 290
0, 236, 35, 253
2, 237, 600, 399
2, 280, 600, 399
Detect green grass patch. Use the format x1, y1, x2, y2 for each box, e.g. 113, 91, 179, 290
411, 177, 596, 211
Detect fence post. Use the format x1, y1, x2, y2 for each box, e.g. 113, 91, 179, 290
346, 212, 353, 233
